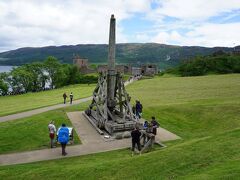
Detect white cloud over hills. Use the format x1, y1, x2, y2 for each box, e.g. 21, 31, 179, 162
0, 0, 239, 52
149, 0, 240, 47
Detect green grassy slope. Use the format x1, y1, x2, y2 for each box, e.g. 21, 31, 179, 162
0, 74, 240, 179
1, 129, 240, 179
0, 102, 89, 154
127, 74, 240, 139
0, 84, 94, 117
0, 43, 233, 67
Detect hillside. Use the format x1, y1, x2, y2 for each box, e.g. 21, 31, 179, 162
0, 74, 240, 179
0, 43, 234, 68
166, 53, 240, 76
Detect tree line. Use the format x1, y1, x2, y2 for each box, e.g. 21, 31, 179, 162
165, 52, 240, 76
0, 56, 97, 96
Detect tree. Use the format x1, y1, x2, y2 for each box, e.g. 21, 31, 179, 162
0, 72, 9, 95
174, 53, 240, 76
65, 65, 80, 85
44, 56, 61, 89
25, 62, 47, 91
11, 66, 34, 93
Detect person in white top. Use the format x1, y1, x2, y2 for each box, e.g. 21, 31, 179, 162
69, 92, 73, 104
48, 121, 56, 148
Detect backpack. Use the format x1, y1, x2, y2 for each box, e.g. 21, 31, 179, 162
58, 127, 69, 144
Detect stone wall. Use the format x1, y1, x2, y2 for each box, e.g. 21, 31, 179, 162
141, 64, 158, 76
97, 65, 130, 74
73, 56, 96, 74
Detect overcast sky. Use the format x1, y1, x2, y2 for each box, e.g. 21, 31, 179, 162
0, 0, 240, 52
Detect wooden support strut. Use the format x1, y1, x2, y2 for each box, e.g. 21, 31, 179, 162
140, 130, 166, 153
85, 15, 137, 135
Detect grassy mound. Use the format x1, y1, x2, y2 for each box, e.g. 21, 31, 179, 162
0, 102, 89, 154
0, 84, 94, 116
1, 129, 240, 179
0, 74, 239, 179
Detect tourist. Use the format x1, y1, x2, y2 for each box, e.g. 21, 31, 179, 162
135, 100, 143, 119
147, 123, 153, 134
142, 121, 149, 144
143, 121, 149, 129
151, 116, 159, 136
131, 125, 142, 156
48, 120, 56, 148
58, 123, 69, 156
63, 92, 67, 104
132, 105, 136, 116
69, 92, 73, 104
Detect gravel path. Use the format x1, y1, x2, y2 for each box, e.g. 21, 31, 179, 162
0, 97, 92, 123
0, 78, 180, 166
0, 112, 180, 166
0, 78, 136, 123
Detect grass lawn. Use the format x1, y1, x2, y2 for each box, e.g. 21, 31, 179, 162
0, 74, 240, 179
0, 102, 89, 154
0, 84, 95, 117
127, 74, 240, 139
1, 129, 240, 179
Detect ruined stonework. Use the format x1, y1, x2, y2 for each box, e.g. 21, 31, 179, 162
131, 67, 142, 76
97, 64, 130, 74
141, 64, 158, 76
73, 55, 96, 74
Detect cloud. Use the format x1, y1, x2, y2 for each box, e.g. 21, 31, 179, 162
148, 0, 240, 47
150, 0, 240, 21
0, 0, 240, 51
0, 0, 151, 52
152, 22, 240, 47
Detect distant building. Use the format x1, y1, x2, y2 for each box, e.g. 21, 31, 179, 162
97, 64, 130, 74
73, 55, 95, 74
97, 65, 108, 73
96, 62, 159, 76
212, 50, 226, 56
116, 65, 130, 74
141, 64, 158, 76
131, 67, 142, 76
232, 47, 240, 55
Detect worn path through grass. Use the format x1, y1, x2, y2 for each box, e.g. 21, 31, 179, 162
0, 102, 89, 154
0, 74, 240, 179
0, 84, 95, 117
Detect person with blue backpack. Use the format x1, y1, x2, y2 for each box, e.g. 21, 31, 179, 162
58, 123, 69, 156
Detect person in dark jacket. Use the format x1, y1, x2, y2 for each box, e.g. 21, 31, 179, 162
135, 100, 143, 119
58, 123, 69, 156
63, 92, 67, 104
131, 126, 142, 156
143, 121, 149, 130
151, 116, 159, 135
142, 121, 149, 145
132, 105, 136, 116
69, 92, 73, 104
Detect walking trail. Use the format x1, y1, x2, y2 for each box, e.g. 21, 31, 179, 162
0, 112, 180, 166
0, 97, 92, 123
0, 77, 180, 166
0, 77, 136, 123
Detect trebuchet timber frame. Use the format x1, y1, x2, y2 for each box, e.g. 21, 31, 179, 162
85, 15, 138, 135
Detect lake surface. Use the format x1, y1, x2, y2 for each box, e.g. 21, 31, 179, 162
0, 66, 14, 73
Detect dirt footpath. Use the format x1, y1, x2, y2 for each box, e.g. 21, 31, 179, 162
0, 112, 180, 166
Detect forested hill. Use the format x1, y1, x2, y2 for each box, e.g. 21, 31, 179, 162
0, 43, 234, 68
